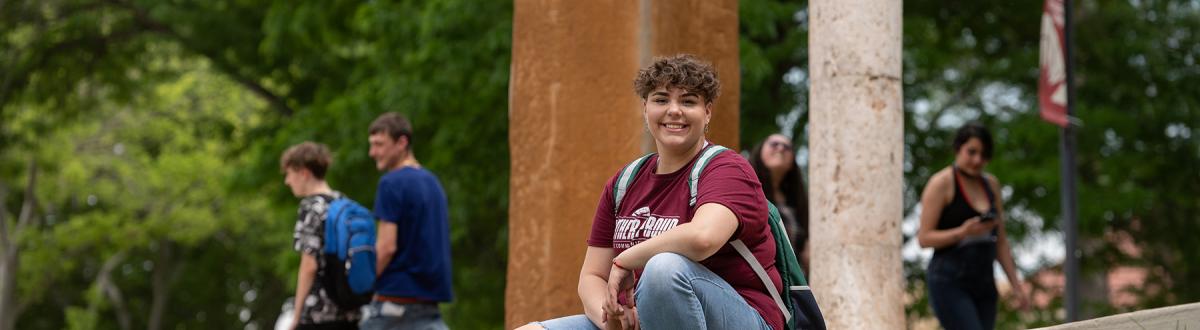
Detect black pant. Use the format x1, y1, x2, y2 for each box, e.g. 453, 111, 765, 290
927, 244, 998, 330
296, 321, 358, 330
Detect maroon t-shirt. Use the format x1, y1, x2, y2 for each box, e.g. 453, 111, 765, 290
587, 150, 785, 330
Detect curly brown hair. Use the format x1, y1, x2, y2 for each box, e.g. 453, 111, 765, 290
633, 54, 720, 103
280, 142, 332, 179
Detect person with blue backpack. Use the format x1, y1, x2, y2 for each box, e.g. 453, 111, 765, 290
521, 55, 822, 330
282, 142, 363, 330
361, 112, 453, 330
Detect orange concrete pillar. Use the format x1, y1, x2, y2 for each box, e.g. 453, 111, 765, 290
645, 0, 740, 148
507, 1, 641, 327
507, 1, 738, 327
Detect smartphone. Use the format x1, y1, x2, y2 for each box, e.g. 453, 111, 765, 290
979, 211, 997, 222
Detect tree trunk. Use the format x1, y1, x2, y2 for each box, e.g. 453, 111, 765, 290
96, 252, 131, 330
147, 241, 175, 330
0, 159, 37, 330
0, 182, 14, 330
0, 226, 16, 330
808, 0, 905, 328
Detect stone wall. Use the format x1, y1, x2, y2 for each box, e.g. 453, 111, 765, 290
1034, 303, 1200, 330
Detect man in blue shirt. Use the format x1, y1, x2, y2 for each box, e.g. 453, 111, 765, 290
361, 112, 453, 330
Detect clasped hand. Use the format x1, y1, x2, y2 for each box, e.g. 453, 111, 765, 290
603, 264, 639, 330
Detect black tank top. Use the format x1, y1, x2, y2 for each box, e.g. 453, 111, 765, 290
934, 167, 998, 255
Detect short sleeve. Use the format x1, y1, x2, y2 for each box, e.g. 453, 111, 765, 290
693, 152, 770, 241
293, 197, 325, 257
374, 175, 403, 224
586, 174, 621, 248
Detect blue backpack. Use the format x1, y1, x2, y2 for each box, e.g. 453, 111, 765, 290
613, 144, 826, 330
321, 197, 377, 308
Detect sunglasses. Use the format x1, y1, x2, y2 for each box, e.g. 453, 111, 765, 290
767, 141, 793, 151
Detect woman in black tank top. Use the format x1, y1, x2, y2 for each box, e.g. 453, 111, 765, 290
917, 123, 1030, 330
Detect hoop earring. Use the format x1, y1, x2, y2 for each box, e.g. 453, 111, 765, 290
704, 124, 710, 134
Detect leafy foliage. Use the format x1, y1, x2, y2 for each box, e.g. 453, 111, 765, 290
5, 57, 281, 329
3, 0, 510, 329
739, 0, 810, 144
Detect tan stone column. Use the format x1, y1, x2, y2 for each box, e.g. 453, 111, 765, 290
507, 1, 738, 327
808, 0, 905, 328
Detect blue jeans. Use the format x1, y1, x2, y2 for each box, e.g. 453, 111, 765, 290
358, 301, 447, 330
535, 253, 770, 330
927, 244, 998, 330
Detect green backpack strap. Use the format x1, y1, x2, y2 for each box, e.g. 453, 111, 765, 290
688, 144, 730, 206
615, 142, 726, 214
691, 143, 812, 325
732, 201, 810, 325
612, 153, 655, 215
731, 238, 792, 322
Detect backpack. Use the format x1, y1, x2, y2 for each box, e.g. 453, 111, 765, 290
321, 197, 377, 309
613, 144, 826, 330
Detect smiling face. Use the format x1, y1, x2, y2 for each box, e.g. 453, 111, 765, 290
954, 137, 989, 176
643, 86, 712, 155
368, 133, 406, 172
760, 134, 795, 173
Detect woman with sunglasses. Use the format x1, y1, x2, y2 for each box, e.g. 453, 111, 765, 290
917, 122, 1030, 330
748, 134, 810, 275
518, 54, 783, 330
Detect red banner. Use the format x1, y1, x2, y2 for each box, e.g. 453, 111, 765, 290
1039, 0, 1069, 127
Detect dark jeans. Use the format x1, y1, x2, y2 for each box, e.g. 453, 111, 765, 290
297, 321, 358, 330
927, 244, 998, 330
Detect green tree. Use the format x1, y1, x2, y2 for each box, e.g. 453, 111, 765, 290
4, 56, 283, 329
2, 0, 512, 328
740, 0, 809, 145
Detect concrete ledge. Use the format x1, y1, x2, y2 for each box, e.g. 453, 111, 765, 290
1035, 303, 1200, 330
